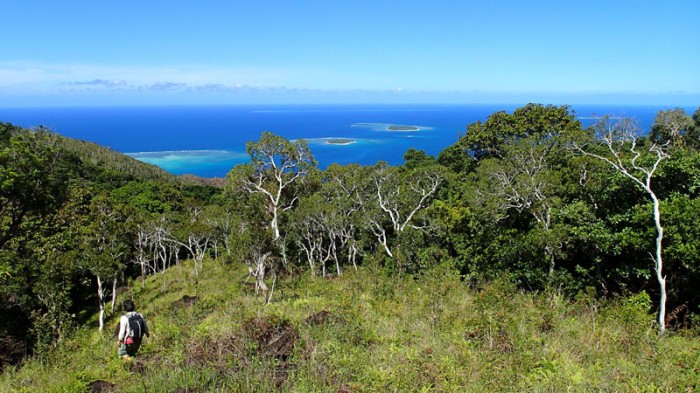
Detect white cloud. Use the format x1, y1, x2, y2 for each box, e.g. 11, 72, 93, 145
65, 79, 128, 86
1, 61, 698, 106
142, 82, 188, 91
0, 61, 301, 88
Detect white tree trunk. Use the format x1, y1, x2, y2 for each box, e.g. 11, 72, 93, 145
96, 275, 105, 332
573, 117, 669, 335
271, 207, 280, 239
110, 278, 117, 314
370, 221, 394, 258
651, 193, 667, 334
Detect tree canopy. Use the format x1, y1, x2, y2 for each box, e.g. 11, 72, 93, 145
3, 105, 700, 368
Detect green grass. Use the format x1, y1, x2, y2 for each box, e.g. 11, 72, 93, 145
2, 260, 699, 392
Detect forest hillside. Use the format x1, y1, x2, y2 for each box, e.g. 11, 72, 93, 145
1, 104, 700, 391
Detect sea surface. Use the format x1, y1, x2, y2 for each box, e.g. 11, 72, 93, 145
1, 104, 690, 178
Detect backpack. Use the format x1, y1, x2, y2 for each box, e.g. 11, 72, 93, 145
127, 313, 145, 339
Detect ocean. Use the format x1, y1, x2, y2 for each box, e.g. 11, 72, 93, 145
1, 104, 688, 178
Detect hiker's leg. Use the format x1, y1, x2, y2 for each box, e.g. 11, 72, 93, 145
117, 344, 128, 357
125, 341, 141, 356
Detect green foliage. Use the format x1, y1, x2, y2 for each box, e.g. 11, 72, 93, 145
3, 262, 699, 392
434, 106, 700, 324
650, 107, 695, 148
0, 127, 69, 249
692, 107, 700, 146
52, 132, 180, 187
1, 127, 78, 354
112, 181, 183, 214
226, 131, 318, 241
403, 148, 436, 169
458, 103, 582, 162
0, 123, 221, 364
4, 103, 700, 387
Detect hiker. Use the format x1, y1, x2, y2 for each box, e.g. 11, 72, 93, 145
116, 299, 150, 359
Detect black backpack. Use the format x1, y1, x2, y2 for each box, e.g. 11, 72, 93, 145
127, 313, 145, 339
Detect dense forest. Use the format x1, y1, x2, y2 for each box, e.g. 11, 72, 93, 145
2, 104, 700, 390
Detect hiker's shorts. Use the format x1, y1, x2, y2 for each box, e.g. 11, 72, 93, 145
118, 339, 142, 357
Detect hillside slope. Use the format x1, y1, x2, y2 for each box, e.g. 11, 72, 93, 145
1, 260, 698, 392
54, 134, 181, 185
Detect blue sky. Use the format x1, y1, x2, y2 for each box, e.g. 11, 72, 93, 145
1, 1, 698, 106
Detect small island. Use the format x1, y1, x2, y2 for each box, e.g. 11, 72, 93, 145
387, 125, 420, 131
326, 138, 355, 145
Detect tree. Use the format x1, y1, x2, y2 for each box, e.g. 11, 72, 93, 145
367, 162, 442, 269
150, 214, 180, 285
650, 108, 693, 147
233, 219, 276, 299
1, 126, 75, 351
202, 204, 237, 262
111, 181, 182, 215
171, 205, 215, 276
460, 103, 581, 162
225, 132, 317, 240
403, 148, 436, 170
131, 214, 180, 288
289, 164, 370, 277
571, 116, 670, 335
471, 136, 566, 278
290, 194, 335, 277
0, 127, 68, 251
78, 192, 131, 332
133, 223, 153, 286
319, 164, 369, 273
692, 107, 700, 146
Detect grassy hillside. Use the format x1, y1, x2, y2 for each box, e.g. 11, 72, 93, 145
1, 260, 698, 392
